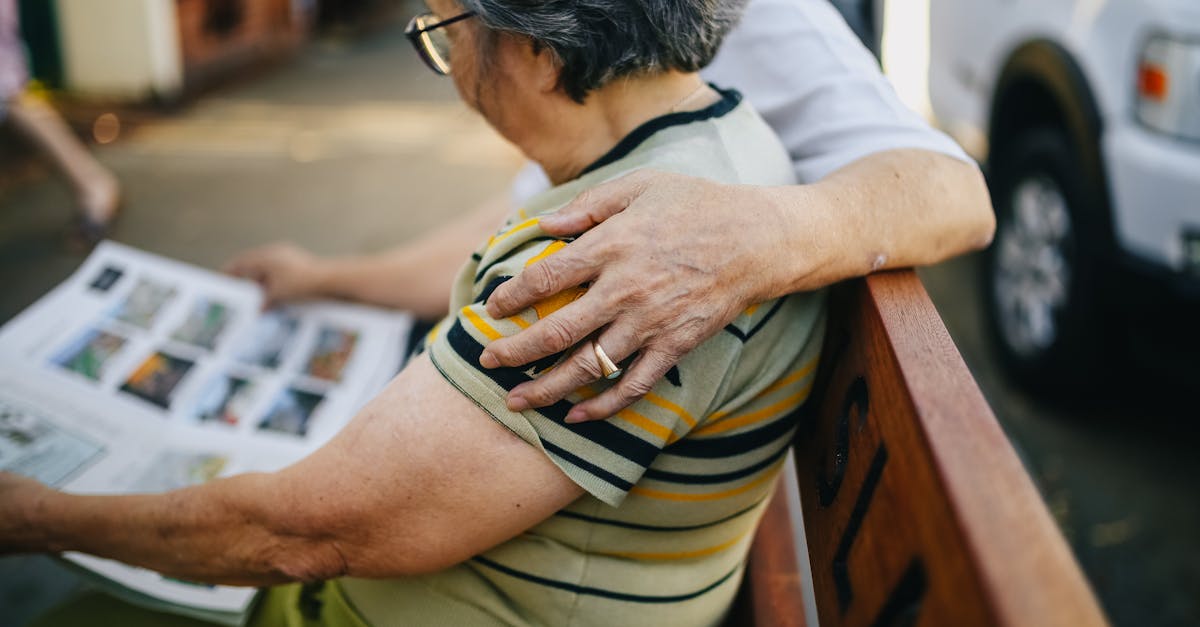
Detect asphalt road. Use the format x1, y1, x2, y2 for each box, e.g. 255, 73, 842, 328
1, 16, 1196, 627
921, 257, 1200, 626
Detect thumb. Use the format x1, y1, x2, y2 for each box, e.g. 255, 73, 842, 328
539, 170, 655, 235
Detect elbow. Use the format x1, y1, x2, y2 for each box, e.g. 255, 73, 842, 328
976, 208, 997, 251
950, 159, 997, 254
268, 513, 468, 580
267, 537, 352, 583
338, 529, 477, 578
967, 167, 997, 252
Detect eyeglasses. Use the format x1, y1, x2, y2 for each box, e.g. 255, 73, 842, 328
405, 11, 475, 76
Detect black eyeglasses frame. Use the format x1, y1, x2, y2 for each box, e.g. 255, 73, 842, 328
404, 11, 476, 76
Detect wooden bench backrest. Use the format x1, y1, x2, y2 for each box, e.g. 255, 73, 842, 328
736, 271, 1106, 626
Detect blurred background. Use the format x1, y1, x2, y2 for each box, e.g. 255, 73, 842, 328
0, 0, 1196, 626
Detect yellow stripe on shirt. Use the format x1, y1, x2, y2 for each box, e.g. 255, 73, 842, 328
629, 458, 785, 502
708, 357, 818, 422
525, 240, 566, 267
644, 392, 698, 429
696, 384, 813, 437
601, 528, 752, 561
491, 217, 541, 246
615, 407, 675, 442
461, 306, 503, 341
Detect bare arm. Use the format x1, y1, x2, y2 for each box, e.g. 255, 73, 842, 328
1, 354, 582, 585
480, 149, 995, 421
225, 194, 511, 319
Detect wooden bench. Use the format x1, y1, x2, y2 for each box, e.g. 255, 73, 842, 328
728, 270, 1107, 626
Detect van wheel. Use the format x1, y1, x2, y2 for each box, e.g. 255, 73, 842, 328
983, 128, 1109, 392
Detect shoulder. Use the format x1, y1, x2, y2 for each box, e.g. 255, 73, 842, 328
631, 94, 797, 188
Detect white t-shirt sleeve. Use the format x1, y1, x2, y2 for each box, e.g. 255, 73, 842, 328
702, 0, 970, 183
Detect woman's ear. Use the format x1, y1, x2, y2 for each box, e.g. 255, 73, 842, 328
524, 37, 561, 94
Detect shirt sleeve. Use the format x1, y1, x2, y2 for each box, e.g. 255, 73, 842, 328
701, 0, 971, 183
426, 232, 736, 507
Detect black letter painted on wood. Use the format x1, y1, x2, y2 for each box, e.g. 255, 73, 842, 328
871, 558, 928, 627
817, 376, 870, 507
833, 443, 889, 612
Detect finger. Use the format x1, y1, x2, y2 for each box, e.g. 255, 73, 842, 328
505, 324, 642, 412
222, 255, 254, 277
480, 292, 612, 368
538, 170, 655, 235
223, 248, 270, 279
485, 245, 600, 319
565, 348, 678, 423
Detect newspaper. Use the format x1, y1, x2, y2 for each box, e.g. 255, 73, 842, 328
0, 242, 414, 625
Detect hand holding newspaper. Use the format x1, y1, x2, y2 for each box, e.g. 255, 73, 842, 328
0, 242, 414, 625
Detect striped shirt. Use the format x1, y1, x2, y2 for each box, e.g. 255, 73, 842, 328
339, 88, 826, 626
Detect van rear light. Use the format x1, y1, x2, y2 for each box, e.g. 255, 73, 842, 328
1136, 36, 1200, 142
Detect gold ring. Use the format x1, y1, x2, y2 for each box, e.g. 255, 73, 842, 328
592, 341, 622, 380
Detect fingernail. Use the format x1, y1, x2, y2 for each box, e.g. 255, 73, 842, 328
507, 396, 530, 412
565, 408, 588, 424
479, 352, 499, 369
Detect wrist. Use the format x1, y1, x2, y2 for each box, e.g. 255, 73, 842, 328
308, 257, 342, 298
14, 484, 61, 553
748, 184, 824, 299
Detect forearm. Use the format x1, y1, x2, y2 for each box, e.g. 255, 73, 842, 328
18, 474, 340, 586
758, 149, 995, 297
316, 193, 512, 317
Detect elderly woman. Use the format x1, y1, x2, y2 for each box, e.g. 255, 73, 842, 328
3, 0, 823, 625
228, 0, 993, 424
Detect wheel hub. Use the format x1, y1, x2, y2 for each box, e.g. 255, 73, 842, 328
993, 176, 1073, 357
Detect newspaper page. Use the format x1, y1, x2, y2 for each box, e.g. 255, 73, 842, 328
0, 242, 414, 624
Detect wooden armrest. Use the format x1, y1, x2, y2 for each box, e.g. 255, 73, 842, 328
737, 271, 1106, 627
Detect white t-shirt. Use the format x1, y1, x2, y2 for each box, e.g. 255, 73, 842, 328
510, 0, 971, 204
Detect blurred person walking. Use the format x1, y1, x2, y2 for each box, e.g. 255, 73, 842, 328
1, 0, 119, 242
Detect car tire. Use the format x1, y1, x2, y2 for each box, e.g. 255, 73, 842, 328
983, 127, 1113, 393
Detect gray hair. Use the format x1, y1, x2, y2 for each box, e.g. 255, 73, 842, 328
459, 0, 748, 102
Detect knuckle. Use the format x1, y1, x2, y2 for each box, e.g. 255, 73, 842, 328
573, 187, 597, 208
486, 339, 514, 363
572, 350, 604, 380
541, 318, 578, 354
529, 263, 559, 299
522, 382, 560, 407
620, 376, 655, 400
486, 285, 514, 312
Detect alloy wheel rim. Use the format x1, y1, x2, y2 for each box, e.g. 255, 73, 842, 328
993, 175, 1073, 358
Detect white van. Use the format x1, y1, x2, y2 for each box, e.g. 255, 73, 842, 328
917, 0, 1200, 387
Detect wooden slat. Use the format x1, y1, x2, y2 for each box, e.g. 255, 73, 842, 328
786, 271, 1107, 626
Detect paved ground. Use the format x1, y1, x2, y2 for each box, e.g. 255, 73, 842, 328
1, 16, 1196, 627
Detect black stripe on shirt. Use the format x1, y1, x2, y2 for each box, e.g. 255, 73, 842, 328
664, 410, 800, 459
542, 439, 634, 492
554, 498, 764, 532
445, 320, 660, 468
579, 86, 743, 177
720, 296, 787, 341
723, 297, 787, 342
473, 236, 559, 284
473, 557, 740, 603
643, 440, 790, 484
474, 276, 512, 306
